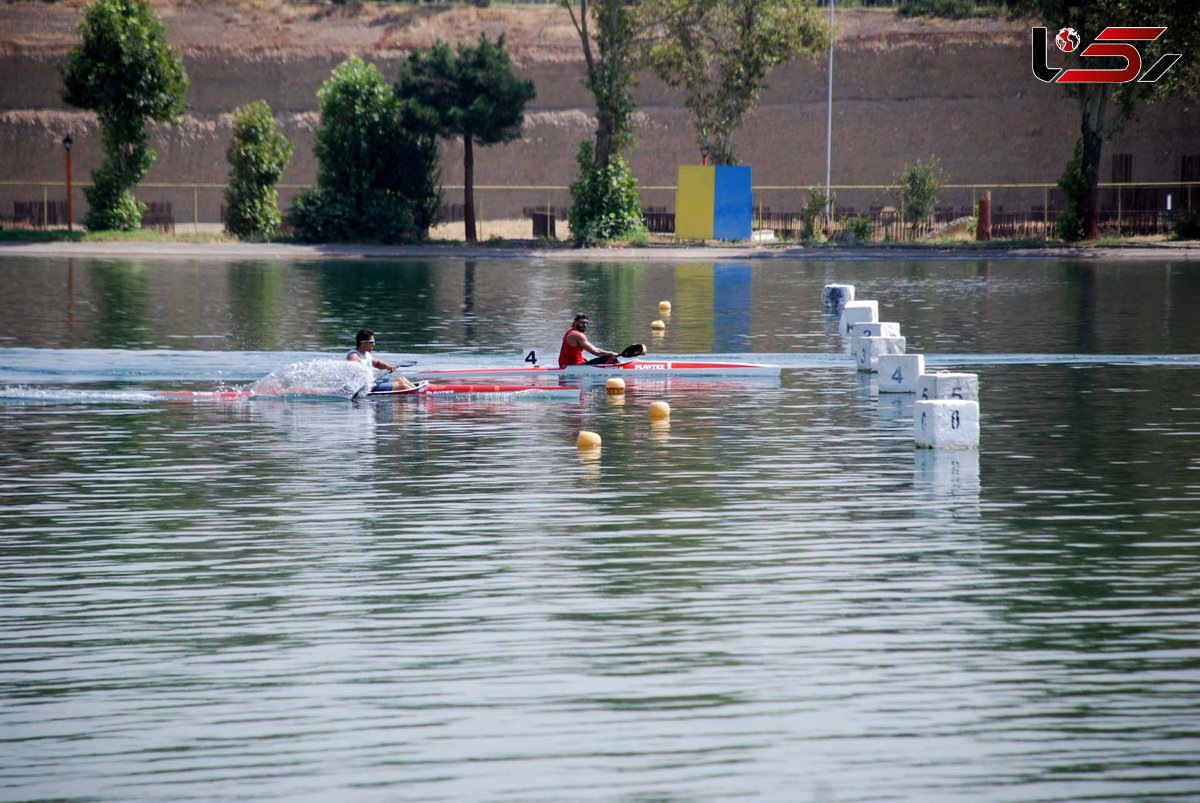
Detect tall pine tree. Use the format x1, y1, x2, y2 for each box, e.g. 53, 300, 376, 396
395, 34, 535, 243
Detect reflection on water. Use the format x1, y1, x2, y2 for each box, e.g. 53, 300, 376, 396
1, 256, 1200, 800
5, 257, 1200, 357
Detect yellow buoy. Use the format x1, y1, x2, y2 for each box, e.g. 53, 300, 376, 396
605, 377, 625, 395
658, 300, 672, 312
577, 430, 602, 448
650, 319, 666, 331
648, 401, 671, 421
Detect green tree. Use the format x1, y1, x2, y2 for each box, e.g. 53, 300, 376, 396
395, 34, 535, 243
565, 0, 647, 171
1055, 138, 1087, 242
224, 101, 293, 240
565, 0, 668, 243
1004, 0, 1199, 239
60, 0, 188, 231
802, 185, 834, 240
890, 157, 943, 239
645, 0, 826, 165
290, 56, 440, 244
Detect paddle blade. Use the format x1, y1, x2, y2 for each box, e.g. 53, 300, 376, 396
620, 343, 647, 359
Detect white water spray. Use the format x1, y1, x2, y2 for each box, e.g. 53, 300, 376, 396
250, 360, 374, 399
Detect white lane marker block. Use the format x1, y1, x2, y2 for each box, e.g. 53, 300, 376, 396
917, 372, 980, 402
877, 354, 925, 393
914, 399, 979, 449
823, 284, 855, 311
847, 321, 901, 342
855, 336, 906, 373
839, 300, 878, 337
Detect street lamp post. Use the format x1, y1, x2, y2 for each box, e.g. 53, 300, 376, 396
62, 134, 73, 233
700, 139, 710, 167
824, 0, 834, 230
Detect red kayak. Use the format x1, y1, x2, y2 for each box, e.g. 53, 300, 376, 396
155, 381, 579, 401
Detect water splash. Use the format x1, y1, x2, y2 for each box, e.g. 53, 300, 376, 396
0, 386, 170, 404
0, 361, 373, 404
250, 360, 374, 399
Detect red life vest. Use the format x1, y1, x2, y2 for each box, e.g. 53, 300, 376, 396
558, 328, 585, 367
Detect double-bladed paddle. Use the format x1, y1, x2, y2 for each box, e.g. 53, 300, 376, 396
586, 343, 647, 366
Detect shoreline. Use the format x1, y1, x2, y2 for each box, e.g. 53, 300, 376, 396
1, 239, 1198, 262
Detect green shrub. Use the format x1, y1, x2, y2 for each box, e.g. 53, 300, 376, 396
567, 141, 646, 246
224, 101, 293, 240
1173, 208, 1200, 240
289, 189, 353, 243
363, 192, 416, 245
840, 214, 873, 241
290, 56, 439, 244
802, 186, 834, 240
1056, 139, 1087, 242
890, 157, 943, 238
81, 160, 147, 231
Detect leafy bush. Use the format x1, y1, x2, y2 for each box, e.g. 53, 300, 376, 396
288, 189, 350, 243
840, 214, 873, 241
82, 156, 148, 231
1173, 208, 1200, 240
290, 56, 439, 244
891, 157, 943, 238
802, 186, 834, 240
1056, 139, 1087, 242
567, 141, 646, 246
224, 101, 293, 240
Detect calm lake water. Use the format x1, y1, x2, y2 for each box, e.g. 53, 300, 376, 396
1, 255, 1199, 801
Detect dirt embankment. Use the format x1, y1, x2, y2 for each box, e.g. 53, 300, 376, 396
1, 1, 1197, 224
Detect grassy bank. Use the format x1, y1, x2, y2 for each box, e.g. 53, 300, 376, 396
0, 229, 236, 244
3, 228, 1189, 251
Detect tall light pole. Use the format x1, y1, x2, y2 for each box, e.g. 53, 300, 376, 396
824, 0, 834, 229
62, 134, 73, 233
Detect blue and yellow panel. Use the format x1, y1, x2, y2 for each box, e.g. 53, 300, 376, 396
675, 165, 752, 242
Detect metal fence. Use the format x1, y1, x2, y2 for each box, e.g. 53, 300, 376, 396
2, 179, 1195, 240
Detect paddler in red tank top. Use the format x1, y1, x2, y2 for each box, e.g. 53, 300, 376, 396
558, 313, 616, 368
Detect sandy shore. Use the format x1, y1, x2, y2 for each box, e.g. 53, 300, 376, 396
1, 239, 1198, 262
